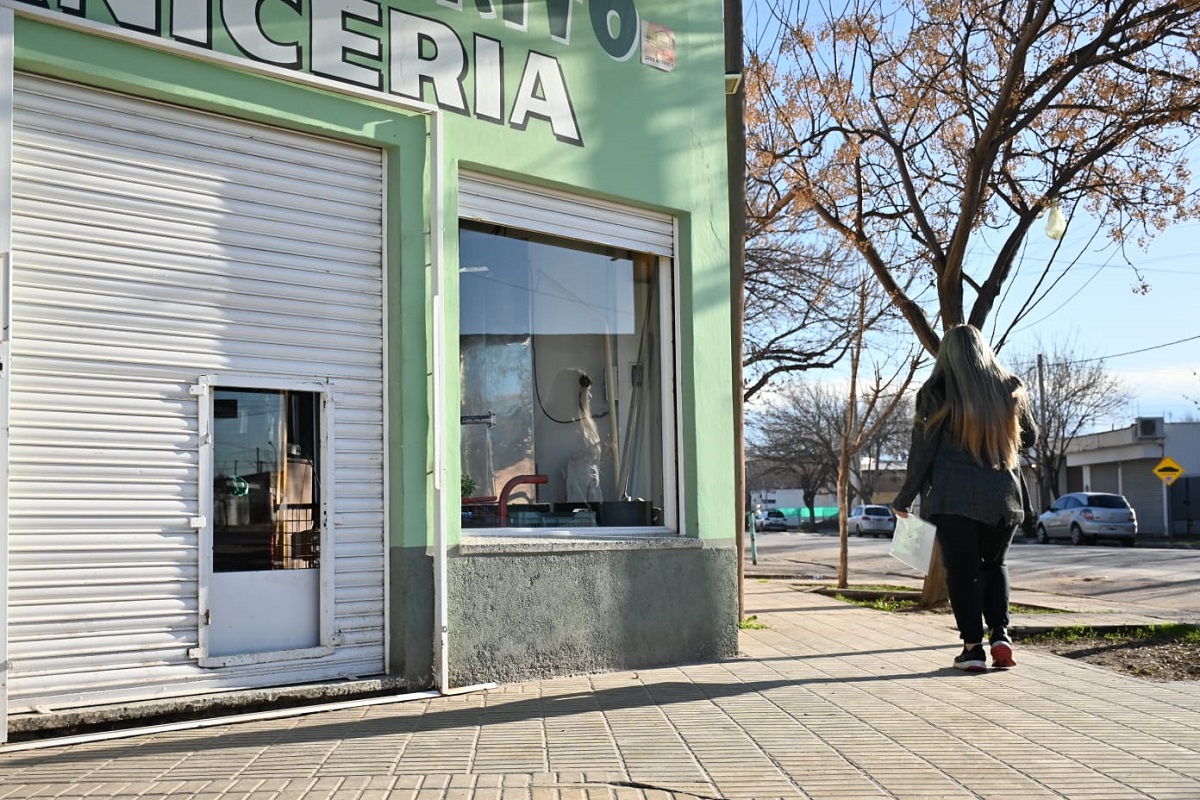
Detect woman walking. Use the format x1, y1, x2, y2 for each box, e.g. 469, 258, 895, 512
892, 324, 1038, 672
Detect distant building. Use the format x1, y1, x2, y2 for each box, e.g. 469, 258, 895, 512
1053, 418, 1200, 536
749, 457, 909, 527
750, 489, 838, 528
853, 458, 908, 507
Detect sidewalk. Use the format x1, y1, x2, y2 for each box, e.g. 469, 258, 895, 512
2, 579, 1198, 799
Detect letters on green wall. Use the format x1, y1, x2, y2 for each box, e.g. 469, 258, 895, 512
23, 0, 677, 147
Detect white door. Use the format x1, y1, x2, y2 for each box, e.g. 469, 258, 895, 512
203, 383, 328, 660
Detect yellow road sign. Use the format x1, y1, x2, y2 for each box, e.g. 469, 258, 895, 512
1153, 456, 1185, 486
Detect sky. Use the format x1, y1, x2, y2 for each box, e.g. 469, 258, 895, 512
746, 212, 1200, 435
987, 214, 1200, 428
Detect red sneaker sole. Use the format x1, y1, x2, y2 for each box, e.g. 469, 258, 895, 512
991, 643, 1016, 669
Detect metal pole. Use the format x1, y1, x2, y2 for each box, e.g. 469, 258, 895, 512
1037, 352, 1048, 503
748, 512, 758, 565
1163, 441, 1171, 540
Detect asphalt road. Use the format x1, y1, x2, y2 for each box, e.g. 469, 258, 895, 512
747, 529, 1200, 621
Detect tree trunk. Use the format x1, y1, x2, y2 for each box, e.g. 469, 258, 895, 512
836, 457, 849, 588
920, 540, 949, 607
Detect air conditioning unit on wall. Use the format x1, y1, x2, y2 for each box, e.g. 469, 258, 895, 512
1135, 416, 1165, 439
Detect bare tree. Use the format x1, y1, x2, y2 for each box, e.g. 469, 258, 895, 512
1014, 344, 1133, 508
1187, 371, 1200, 417
746, 0, 1200, 355
835, 279, 923, 587
748, 381, 843, 525
742, 90, 925, 402
748, 373, 913, 533
742, 234, 857, 401
855, 393, 914, 503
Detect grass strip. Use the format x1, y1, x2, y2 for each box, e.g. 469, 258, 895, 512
1018, 623, 1200, 644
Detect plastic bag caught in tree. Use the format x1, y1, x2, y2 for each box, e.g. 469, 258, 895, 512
1045, 204, 1066, 240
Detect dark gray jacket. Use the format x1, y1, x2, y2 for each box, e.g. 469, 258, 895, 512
892, 377, 1038, 526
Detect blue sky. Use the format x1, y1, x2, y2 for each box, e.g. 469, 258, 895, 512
993, 214, 1200, 425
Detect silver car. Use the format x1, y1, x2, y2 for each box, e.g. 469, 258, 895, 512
848, 504, 896, 537
1036, 492, 1137, 546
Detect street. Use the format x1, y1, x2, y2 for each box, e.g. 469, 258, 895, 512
747, 529, 1200, 622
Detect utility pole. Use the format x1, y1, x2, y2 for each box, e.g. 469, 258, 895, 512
1037, 352, 1047, 507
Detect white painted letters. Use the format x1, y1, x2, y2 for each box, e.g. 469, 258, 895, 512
61, 0, 157, 33
390, 10, 469, 113
48, 0, 608, 147
473, 35, 504, 124
509, 51, 580, 146
224, 0, 302, 68
172, 0, 211, 46
311, 0, 383, 89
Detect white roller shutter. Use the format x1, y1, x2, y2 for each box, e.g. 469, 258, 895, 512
458, 171, 675, 256
6, 75, 387, 710
1090, 463, 1120, 494
1123, 460, 1165, 536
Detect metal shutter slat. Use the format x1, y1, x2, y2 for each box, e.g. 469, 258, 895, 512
459, 171, 675, 256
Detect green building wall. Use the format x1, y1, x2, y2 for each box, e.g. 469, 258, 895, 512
13, 0, 738, 689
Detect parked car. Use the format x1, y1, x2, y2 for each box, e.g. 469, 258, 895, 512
1036, 492, 1137, 546
760, 509, 789, 531
847, 504, 896, 537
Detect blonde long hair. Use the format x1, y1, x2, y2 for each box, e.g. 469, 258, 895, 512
922, 325, 1030, 470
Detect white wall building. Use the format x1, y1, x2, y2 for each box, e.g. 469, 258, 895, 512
1060, 418, 1200, 537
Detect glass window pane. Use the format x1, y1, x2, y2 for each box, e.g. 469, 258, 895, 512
213, 388, 321, 571
459, 222, 669, 529
1087, 495, 1128, 508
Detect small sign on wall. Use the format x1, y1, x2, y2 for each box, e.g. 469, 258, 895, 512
642, 22, 676, 72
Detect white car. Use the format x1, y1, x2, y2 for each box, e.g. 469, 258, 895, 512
760, 509, 789, 531
847, 505, 896, 537
1036, 492, 1137, 546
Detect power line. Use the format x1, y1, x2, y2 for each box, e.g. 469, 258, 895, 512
1068, 333, 1200, 364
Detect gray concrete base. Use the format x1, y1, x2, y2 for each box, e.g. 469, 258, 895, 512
446, 537, 739, 685
7, 676, 409, 735
11, 540, 737, 738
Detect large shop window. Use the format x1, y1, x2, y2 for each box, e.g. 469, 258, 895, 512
212, 388, 321, 571
459, 222, 674, 531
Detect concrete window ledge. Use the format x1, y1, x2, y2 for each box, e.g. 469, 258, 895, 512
457, 533, 702, 555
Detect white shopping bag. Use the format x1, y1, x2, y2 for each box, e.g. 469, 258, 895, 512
889, 514, 938, 574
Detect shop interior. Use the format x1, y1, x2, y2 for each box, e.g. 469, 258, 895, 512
458, 222, 668, 529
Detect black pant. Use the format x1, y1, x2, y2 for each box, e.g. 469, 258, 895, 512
930, 514, 1016, 644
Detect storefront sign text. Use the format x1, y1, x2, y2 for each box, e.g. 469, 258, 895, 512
21, 0, 659, 148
